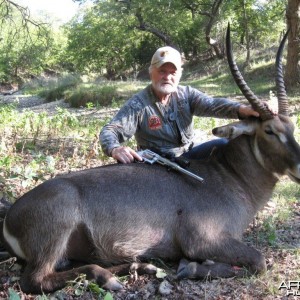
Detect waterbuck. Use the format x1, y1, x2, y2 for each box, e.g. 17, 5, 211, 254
0, 26, 299, 294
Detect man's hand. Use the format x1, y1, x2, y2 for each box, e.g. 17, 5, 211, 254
238, 103, 278, 119
238, 105, 259, 118
111, 146, 143, 164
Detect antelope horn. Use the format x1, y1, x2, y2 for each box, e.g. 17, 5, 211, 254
275, 30, 289, 116
226, 23, 274, 120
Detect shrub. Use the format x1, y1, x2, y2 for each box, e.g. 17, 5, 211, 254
65, 84, 120, 108
38, 73, 82, 102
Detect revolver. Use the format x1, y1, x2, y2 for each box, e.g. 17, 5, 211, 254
137, 149, 204, 183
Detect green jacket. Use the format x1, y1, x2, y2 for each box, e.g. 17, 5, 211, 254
100, 84, 241, 157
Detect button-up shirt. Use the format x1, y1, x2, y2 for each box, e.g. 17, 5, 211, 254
100, 84, 241, 157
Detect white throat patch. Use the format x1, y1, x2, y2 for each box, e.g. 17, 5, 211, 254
253, 137, 280, 179
253, 136, 265, 169
3, 218, 26, 260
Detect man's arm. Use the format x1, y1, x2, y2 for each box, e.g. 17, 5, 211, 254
187, 86, 264, 119
99, 99, 143, 163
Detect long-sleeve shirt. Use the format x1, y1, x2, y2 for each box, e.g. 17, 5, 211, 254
100, 84, 241, 157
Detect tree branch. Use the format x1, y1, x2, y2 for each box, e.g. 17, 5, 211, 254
134, 7, 178, 49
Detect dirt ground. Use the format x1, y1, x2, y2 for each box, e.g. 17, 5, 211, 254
0, 94, 299, 300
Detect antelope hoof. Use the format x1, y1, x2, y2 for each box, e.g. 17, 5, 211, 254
176, 259, 251, 280
176, 258, 193, 279
102, 277, 124, 291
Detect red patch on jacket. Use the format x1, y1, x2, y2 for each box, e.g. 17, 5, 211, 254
148, 115, 162, 130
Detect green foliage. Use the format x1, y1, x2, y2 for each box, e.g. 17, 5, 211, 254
0, 0, 295, 84
8, 288, 21, 300
66, 0, 202, 76
183, 52, 278, 99
250, 181, 300, 247
46, 28, 73, 72
65, 2, 142, 78
225, 0, 286, 47
0, 102, 107, 199
38, 74, 82, 101
65, 0, 290, 81
0, 2, 55, 83
65, 84, 120, 108
45, 79, 146, 108
67, 274, 114, 299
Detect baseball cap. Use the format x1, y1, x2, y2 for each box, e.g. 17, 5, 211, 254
150, 46, 182, 70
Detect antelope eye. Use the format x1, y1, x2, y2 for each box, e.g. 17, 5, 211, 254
265, 128, 274, 135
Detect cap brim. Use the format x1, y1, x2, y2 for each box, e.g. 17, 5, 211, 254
153, 59, 181, 70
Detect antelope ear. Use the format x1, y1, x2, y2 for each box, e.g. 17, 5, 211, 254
212, 119, 258, 139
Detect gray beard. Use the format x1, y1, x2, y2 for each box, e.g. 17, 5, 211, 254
153, 82, 177, 95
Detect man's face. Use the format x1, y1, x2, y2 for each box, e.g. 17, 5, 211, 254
150, 63, 182, 96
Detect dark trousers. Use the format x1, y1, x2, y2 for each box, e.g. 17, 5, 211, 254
182, 138, 228, 160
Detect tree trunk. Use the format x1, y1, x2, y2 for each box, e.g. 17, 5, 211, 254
205, 0, 225, 59
285, 0, 300, 88
241, 0, 250, 66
